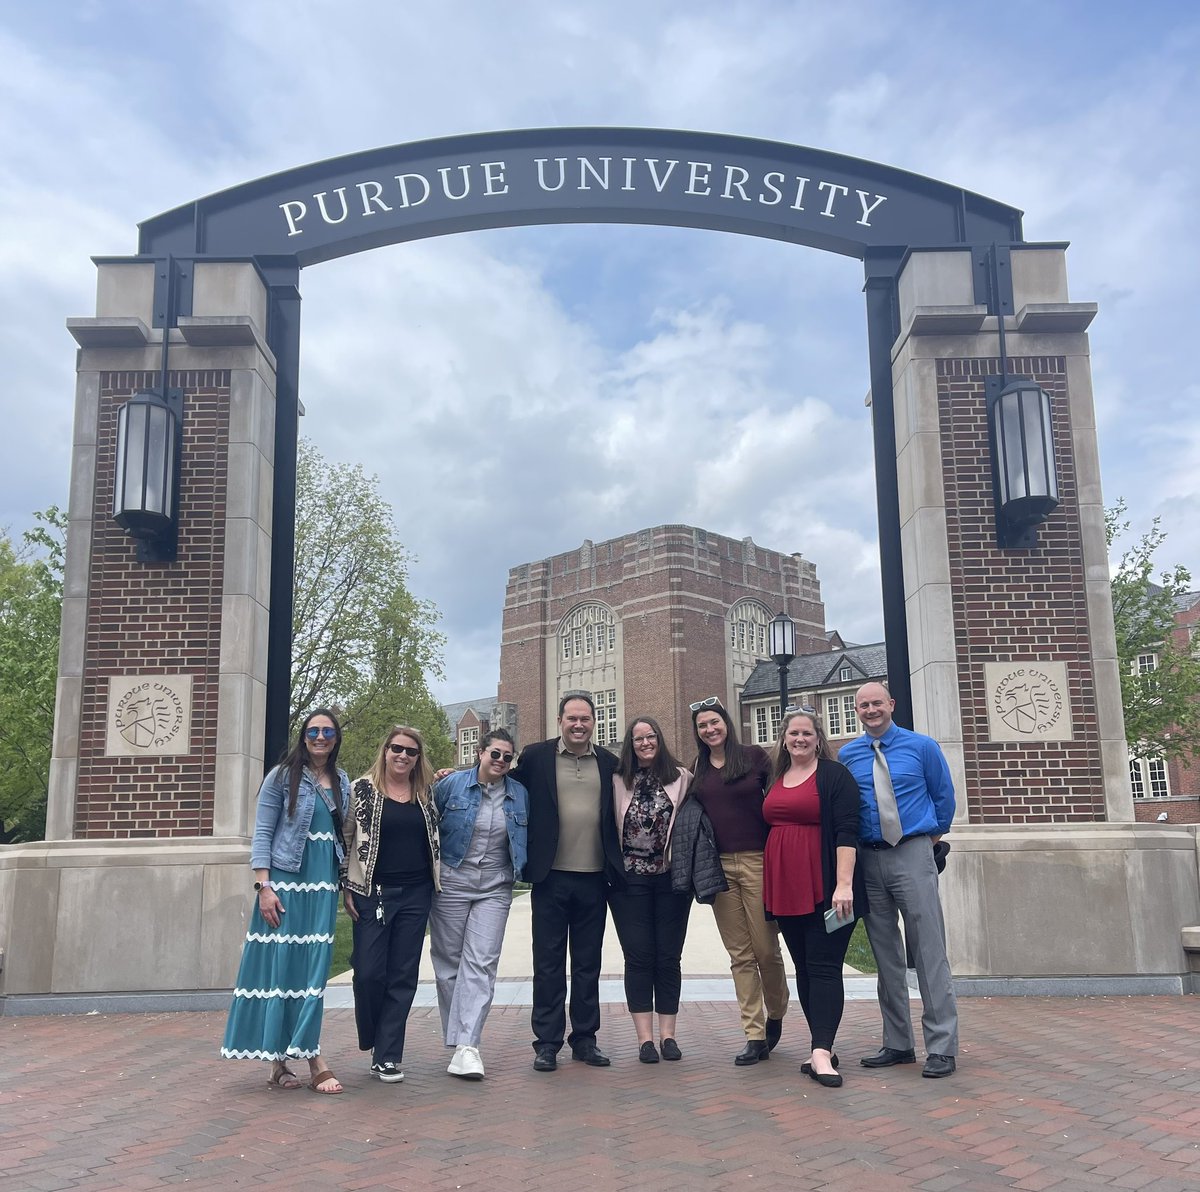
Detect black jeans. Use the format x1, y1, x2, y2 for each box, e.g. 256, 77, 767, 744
776, 909, 854, 1052
349, 882, 433, 1064
608, 872, 692, 1014
530, 869, 608, 1051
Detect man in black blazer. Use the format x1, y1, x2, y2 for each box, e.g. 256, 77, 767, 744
511, 692, 622, 1071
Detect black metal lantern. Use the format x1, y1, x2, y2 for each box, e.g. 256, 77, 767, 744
986, 377, 1059, 549
113, 388, 183, 562
768, 610, 797, 719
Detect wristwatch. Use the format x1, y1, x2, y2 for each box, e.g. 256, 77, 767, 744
254, 879, 274, 891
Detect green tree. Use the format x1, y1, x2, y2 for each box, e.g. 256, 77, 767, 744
0, 507, 66, 842
1107, 499, 1200, 761
290, 440, 452, 778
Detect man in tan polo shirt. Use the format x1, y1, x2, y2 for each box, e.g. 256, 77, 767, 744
511, 693, 622, 1071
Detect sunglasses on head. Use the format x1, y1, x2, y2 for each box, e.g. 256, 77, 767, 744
305, 726, 337, 741
689, 696, 722, 713
784, 705, 817, 716
485, 748, 514, 764
387, 743, 420, 757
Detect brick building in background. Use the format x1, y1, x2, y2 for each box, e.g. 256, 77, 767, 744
1131, 590, 1200, 824
498, 524, 828, 757
440, 697, 518, 769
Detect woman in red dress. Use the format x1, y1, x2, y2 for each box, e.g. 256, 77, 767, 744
763, 708, 867, 1088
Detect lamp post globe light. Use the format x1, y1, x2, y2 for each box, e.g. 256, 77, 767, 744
768, 609, 797, 720
113, 388, 183, 563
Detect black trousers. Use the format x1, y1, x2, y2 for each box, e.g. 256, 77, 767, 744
530, 869, 608, 1051
776, 909, 854, 1052
349, 882, 433, 1064
608, 872, 692, 1015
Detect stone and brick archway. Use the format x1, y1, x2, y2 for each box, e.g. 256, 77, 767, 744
2, 128, 1196, 1008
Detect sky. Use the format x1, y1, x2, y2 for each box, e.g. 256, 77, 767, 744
2, 1, 1198, 703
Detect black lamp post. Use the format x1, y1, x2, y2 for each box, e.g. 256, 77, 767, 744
768, 610, 797, 722
986, 244, 1059, 550
113, 388, 183, 562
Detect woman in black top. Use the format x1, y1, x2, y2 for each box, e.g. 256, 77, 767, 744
688, 698, 789, 1066
343, 725, 440, 1084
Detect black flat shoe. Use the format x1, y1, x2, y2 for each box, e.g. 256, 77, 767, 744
734, 1040, 770, 1066
532, 1046, 558, 1072
638, 1041, 660, 1064
922, 1053, 956, 1078
800, 1053, 839, 1074
860, 1046, 916, 1068
807, 1065, 843, 1088
660, 1038, 682, 1061
571, 1043, 612, 1067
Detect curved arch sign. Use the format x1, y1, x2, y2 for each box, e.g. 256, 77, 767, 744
138, 127, 1023, 264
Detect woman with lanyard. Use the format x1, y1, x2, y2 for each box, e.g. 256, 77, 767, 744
221, 708, 351, 1094
343, 725, 440, 1084
687, 696, 789, 1066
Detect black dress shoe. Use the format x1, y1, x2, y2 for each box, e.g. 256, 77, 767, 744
734, 1040, 770, 1066
571, 1043, 612, 1067
922, 1053, 956, 1078
660, 1038, 682, 1061
765, 1017, 783, 1052
800, 1052, 839, 1075
860, 1046, 916, 1068
638, 1041, 660, 1064
532, 1046, 558, 1072
807, 1065, 843, 1088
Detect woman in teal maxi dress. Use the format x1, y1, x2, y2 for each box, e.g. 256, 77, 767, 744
221, 709, 351, 1093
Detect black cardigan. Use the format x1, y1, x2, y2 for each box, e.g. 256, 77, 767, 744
510, 738, 622, 885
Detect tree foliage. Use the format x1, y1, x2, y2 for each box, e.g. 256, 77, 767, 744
291, 439, 452, 778
0, 507, 66, 842
1107, 499, 1200, 761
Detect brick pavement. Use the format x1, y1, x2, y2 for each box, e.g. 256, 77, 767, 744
2, 997, 1199, 1191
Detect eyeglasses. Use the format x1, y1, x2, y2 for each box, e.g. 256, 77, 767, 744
486, 749, 514, 763
689, 696, 722, 712
632, 734, 658, 746
387, 743, 420, 757
784, 705, 817, 715
305, 726, 337, 741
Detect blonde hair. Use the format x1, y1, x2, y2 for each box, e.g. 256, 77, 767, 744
364, 725, 434, 805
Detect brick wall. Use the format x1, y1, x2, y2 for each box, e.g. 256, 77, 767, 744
74, 370, 230, 838
499, 525, 826, 757
938, 356, 1105, 823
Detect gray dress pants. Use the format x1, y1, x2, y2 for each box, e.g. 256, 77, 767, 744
860, 834, 958, 1057
429, 862, 514, 1047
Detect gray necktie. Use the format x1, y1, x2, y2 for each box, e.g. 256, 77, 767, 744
871, 739, 904, 846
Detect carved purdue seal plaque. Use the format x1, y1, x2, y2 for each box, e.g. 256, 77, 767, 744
105, 674, 193, 756
984, 661, 1073, 743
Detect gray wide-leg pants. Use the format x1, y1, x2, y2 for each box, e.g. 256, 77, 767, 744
429, 863, 514, 1048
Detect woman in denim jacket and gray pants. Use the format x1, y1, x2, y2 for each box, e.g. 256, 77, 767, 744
429, 727, 529, 1080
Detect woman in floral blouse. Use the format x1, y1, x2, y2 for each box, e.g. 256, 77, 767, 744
609, 716, 693, 1063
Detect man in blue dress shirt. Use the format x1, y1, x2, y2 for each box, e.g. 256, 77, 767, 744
839, 682, 958, 1078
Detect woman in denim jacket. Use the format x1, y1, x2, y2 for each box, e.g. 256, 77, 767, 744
221, 708, 351, 1094
429, 728, 528, 1080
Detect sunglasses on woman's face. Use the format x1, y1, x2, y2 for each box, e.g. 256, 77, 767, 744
387, 743, 420, 757
305, 726, 337, 740
486, 748, 514, 764
689, 696, 721, 712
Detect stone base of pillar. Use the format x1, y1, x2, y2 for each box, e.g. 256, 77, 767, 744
0, 838, 252, 1003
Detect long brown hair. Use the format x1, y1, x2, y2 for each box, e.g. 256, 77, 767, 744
616, 716, 683, 786
689, 701, 754, 787
365, 725, 434, 806
280, 707, 342, 817
770, 710, 835, 783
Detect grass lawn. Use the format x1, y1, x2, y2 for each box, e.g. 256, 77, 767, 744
329, 904, 354, 979
845, 918, 876, 973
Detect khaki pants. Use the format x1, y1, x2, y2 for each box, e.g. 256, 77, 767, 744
710, 850, 790, 1039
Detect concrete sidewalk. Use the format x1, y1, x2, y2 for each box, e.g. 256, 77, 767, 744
327, 890, 873, 1008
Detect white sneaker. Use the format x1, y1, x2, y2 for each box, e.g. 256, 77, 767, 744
447, 1045, 485, 1080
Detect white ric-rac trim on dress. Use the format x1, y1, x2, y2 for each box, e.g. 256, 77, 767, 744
220, 1047, 321, 1060
244, 932, 335, 945
271, 880, 339, 892
232, 987, 327, 999
307, 831, 336, 841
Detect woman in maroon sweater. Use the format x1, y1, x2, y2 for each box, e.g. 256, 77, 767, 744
687, 698, 789, 1065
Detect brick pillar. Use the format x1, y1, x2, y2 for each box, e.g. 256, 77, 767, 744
0, 260, 276, 1000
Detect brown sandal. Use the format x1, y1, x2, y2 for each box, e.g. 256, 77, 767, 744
267, 1063, 302, 1090
308, 1069, 343, 1094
